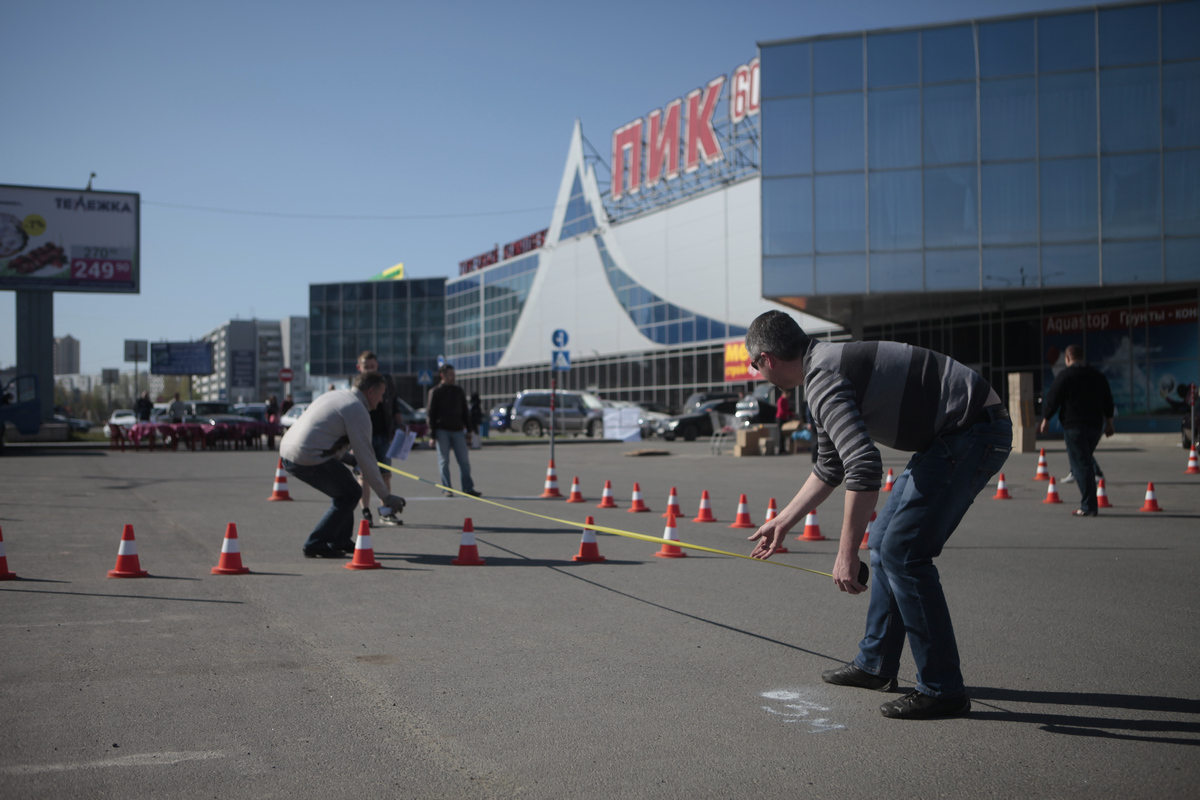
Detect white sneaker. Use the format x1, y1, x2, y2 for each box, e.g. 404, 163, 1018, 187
1063, 472, 1074, 483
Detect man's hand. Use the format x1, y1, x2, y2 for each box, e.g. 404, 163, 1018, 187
748, 517, 790, 559
1038, 418, 1049, 434
383, 494, 406, 513
832, 551, 866, 595
1105, 418, 1115, 438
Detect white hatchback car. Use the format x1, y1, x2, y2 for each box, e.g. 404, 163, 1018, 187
279, 403, 310, 428
103, 409, 138, 438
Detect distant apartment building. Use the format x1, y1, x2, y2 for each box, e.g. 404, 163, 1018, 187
53, 335, 80, 375
192, 318, 307, 403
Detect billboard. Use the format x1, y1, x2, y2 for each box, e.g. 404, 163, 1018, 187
724, 340, 763, 383
0, 184, 139, 293
150, 342, 215, 375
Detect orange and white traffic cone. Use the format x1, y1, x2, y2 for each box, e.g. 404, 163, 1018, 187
107, 524, 149, 578
692, 490, 717, 522
345, 519, 383, 569
882, 469, 895, 492
860, 510, 877, 550
655, 513, 686, 558
211, 522, 251, 575
798, 510, 826, 541
993, 473, 1012, 500
627, 483, 651, 513
661, 487, 681, 518
729, 494, 755, 529
565, 476, 586, 503
1096, 478, 1112, 508
764, 499, 788, 553
1139, 482, 1163, 512
572, 516, 606, 562
0, 525, 16, 580
267, 458, 293, 501
451, 518, 486, 565
1186, 447, 1200, 474
540, 460, 562, 498
596, 480, 618, 509
1034, 449, 1050, 481
1043, 476, 1063, 504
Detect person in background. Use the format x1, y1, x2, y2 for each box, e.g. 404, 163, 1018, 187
280, 394, 294, 416
279, 371, 407, 558
776, 387, 792, 455
356, 351, 404, 527
470, 392, 485, 444
135, 391, 153, 422
1038, 344, 1115, 517
427, 364, 480, 497
265, 394, 279, 423
168, 392, 187, 423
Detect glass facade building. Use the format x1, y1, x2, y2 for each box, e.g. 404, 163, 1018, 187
307, 278, 445, 380
761, 1, 1200, 430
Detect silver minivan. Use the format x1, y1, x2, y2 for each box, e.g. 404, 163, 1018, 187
509, 390, 605, 437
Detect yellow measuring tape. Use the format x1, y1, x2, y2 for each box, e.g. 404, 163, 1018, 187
379, 462, 835, 579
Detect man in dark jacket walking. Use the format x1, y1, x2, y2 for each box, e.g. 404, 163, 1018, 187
1039, 345, 1115, 517
427, 364, 480, 497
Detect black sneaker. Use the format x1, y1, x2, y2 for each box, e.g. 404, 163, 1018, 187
362, 508, 374, 528
378, 511, 403, 526
821, 663, 897, 692
443, 490, 455, 497
880, 690, 971, 719
303, 545, 346, 559
464, 489, 482, 498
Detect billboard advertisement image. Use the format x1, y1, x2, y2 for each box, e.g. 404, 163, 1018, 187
0, 184, 139, 293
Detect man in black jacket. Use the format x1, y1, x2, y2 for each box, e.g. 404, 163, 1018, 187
426, 364, 480, 498
1039, 345, 1115, 517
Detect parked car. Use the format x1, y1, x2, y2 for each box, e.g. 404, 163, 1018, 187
53, 414, 92, 433
602, 399, 670, 439
507, 390, 605, 437
233, 402, 269, 422
490, 403, 512, 432
735, 383, 778, 427
279, 402, 310, 428
680, 391, 740, 415
103, 409, 138, 438
660, 398, 740, 441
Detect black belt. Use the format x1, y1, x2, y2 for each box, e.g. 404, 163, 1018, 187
973, 404, 1010, 426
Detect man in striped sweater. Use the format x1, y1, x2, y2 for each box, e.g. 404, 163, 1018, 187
746, 311, 1011, 720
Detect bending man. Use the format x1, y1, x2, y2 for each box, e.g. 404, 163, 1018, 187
280, 372, 407, 558
746, 311, 1011, 720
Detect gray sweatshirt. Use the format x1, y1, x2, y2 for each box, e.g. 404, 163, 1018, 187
279, 388, 391, 499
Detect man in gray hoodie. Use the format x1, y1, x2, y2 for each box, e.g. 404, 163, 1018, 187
280, 372, 407, 558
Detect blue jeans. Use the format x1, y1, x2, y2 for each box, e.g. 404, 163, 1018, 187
854, 414, 1012, 698
434, 429, 474, 493
1063, 425, 1103, 514
282, 457, 361, 552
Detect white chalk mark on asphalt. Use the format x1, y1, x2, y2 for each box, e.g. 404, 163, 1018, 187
760, 690, 847, 733
2, 750, 225, 774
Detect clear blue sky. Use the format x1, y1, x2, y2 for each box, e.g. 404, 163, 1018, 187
1, 0, 1081, 375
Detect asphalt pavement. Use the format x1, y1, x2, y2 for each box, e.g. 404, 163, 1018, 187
1, 434, 1198, 799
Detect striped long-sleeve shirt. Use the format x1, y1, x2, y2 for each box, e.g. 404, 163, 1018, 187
804, 340, 993, 492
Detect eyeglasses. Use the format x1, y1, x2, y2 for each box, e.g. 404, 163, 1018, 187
750, 352, 765, 371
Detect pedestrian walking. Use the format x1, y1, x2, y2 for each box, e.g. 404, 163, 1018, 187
1038, 345, 1115, 517
745, 310, 1011, 720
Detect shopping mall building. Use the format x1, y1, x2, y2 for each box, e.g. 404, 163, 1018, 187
322, 0, 1200, 429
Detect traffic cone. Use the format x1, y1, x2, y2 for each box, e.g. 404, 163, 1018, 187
860, 510, 877, 550
565, 477, 586, 503
540, 460, 562, 498
1139, 482, 1163, 512
596, 480, 618, 509
882, 469, 895, 492
661, 487, 681, 518
0, 525, 16, 580
764, 499, 788, 553
729, 494, 755, 529
692, 490, 717, 522
344, 519, 383, 569
572, 516, 606, 562
627, 483, 651, 513
267, 458, 293, 501
107, 524, 149, 578
1096, 478, 1112, 508
1043, 476, 1063, 504
654, 513, 686, 558
993, 473, 1012, 500
1186, 447, 1200, 474
1034, 449, 1050, 481
798, 510, 826, 541
211, 522, 251, 575
451, 518, 486, 565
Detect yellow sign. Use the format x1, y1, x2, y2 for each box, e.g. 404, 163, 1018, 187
22, 215, 47, 237
368, 262, 404, 281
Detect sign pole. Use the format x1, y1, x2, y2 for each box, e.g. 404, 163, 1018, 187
550, 375, 556, 465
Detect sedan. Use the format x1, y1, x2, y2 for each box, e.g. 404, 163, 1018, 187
102, 410, 138, 438
279, 403, 310, 428
661, 399, 739, 441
